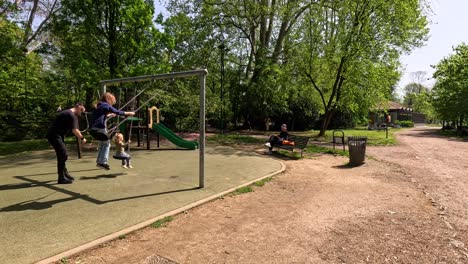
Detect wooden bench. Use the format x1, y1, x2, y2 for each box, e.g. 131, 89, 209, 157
272, 135, 310, 157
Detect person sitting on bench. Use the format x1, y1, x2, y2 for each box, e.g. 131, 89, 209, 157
265, 124, 289, 154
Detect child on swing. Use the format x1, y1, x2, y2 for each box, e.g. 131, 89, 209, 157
113, 132, 132, 169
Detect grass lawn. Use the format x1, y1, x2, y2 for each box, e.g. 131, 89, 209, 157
0, 139, 50, 156
1, 127, 399, 158
297, 127, 401, 146
0, 137, 80, 157
207, 133, 264, 145
305, 144, 349, 157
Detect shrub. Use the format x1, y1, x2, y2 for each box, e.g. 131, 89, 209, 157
396, 120, 414, 127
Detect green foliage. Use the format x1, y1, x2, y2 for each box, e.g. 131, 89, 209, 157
52, 0, 172, 107
305, 145, 349, 157
150, 216, 173, 228
401, 80, 436, 121
254, 177, 273, 187
231, 186, 253, 195
302, 127, 399, 146
432, 43, 468, 125
1, 0, 431, 143
168, 0, 323, 129
0, 19, 58, 141
276, 149, 303, 160
292, 0, 429, 135
395, 120, 414, 128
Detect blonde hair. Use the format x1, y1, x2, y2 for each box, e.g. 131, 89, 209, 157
101, 92, 116, 105
113, 133, 124, 144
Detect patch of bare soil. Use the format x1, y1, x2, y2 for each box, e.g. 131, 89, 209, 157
63, 140, 466, 264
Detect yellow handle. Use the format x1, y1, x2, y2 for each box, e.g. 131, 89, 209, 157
148, 106, 160, 128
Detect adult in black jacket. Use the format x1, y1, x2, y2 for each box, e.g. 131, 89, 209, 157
47, 103, 87, 184
265, 124, 289, 154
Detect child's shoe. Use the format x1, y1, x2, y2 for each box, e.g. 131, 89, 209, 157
121, 165, 128, 169
128, 165, 133, 169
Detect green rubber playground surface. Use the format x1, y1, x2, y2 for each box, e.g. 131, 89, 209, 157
0, 146, 282, 264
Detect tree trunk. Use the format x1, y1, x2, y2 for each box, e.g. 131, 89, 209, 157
319, 109, 335, 136
85, 87, 94, 110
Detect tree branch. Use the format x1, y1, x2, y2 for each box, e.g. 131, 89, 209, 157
305, 71, 327, 109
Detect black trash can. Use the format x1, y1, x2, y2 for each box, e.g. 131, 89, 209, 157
348, 136, 367, 166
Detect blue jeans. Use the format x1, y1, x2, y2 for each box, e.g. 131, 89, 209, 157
96, 140, 110, 165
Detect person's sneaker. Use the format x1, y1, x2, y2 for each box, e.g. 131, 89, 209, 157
265, 142, 271, 148
121, 164, 128, 169
96, 163, 110, 170
128, 165, 133, 169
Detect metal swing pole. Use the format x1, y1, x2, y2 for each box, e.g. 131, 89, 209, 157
199, 72, 206, 188
100, 69, 208, 188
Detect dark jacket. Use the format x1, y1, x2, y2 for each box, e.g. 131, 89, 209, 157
91, 102, 125, 129
47, 110, 78, 137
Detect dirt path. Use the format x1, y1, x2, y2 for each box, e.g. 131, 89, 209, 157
63, 129, 468, 263
368, 127, 468, 256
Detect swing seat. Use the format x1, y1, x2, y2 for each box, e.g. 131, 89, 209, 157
112, 155, 128, 160
89, 129, 110, 141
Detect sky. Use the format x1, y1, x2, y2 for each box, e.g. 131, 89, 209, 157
397, 0, 468, 94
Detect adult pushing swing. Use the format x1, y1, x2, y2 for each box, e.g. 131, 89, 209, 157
47, 103, 87, 184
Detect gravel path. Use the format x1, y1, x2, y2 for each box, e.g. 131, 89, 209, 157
63, 127, 468, 263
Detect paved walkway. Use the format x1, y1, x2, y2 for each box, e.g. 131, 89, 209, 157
0, 146, 283, 264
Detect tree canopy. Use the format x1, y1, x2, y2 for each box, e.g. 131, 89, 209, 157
432, 43, 468, 127
0, 0, 430, 141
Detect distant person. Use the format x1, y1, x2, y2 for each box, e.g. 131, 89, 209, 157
47, 103, 87, 184
265, 124, 289, 154
112, 132, 132, 169
89, 92, 134, 170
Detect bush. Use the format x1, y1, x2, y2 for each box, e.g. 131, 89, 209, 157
396, 120, 414, 127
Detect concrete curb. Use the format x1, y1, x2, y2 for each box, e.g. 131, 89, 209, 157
36, 161, 286, 264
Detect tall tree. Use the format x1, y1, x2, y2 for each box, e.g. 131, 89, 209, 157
167, 0, 314, 125
0, 17, 52, 140
52, 0, 171, 107
297, 0, 429, 136
1, 0, 61, 53
432, 43, 468, 127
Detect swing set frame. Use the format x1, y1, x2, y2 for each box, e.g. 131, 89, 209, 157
100, 69, 208, 188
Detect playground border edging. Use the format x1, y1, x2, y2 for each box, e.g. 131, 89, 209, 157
36, 160, 286, 264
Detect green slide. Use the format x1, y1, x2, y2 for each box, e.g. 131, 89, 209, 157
152, 123, 199, 150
